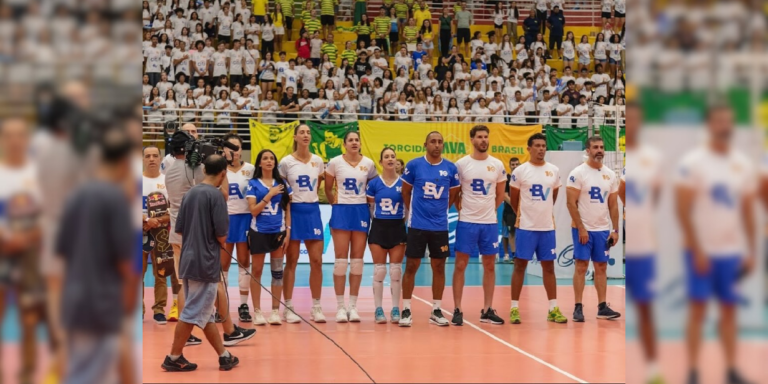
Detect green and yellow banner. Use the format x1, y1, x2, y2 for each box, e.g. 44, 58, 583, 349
248, 120, 299, 163
307, 121, 359, 163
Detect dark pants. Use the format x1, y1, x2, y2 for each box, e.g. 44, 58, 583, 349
358, 34, 371, 49
262, 40, 275, 57
537, 10, 548, 34
440, 30, 451, 56
524, 34, 536, 49
147, 72, 161, 86
549, 33, 563, 51
376, 38, 389, 52
230, 75, 243, 87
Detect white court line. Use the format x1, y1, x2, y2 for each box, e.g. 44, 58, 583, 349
614, 285, 625, 289
411, 295, 588, 384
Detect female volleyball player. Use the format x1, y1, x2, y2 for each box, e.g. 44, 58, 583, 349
279, 124, 327, 323
366, 147, 407, 323
220, 133, 257, 323
245, 149, 293, 325
325, 131, 378, 322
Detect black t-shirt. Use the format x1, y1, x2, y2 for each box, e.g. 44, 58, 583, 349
354, 59, 372, 79
281, 93, 299, 120
435, 63, 449, 82
175, 183, 229, 283
504, 173, 516, 220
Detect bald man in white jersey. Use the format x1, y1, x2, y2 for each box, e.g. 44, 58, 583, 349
451, 125, 507, 326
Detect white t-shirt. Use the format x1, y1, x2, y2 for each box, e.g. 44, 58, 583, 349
212, 51, 229, 77
623, 145, 662, 256
226, 163, 256, 214
566, 162, 619, 231
455, 155, 506, 224
278, 154, 325, 203
326, 155, 378, 205
675, 147, 756, 257
302, 68, 320, 92
145, 46, 163, 73
509, 162, 561, 231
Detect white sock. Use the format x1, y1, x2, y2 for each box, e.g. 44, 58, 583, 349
403, 299, 411, 310
336, 295, 345, 308
285, 299, 293, 308
647, 362, 659, 379
312, 299, 321, 307
173, 294, 178, 301
432, 300, 441, 310
511, 300, 519, 309
169, 354, 180, 361
240, 294, 249, 306
349, 295, 358, 308
548, 299, 557, 311
220, 350, 230, 358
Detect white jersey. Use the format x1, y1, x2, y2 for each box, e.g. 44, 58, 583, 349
142, 174, 167, 216
456, 155, 506, 224
226, 162, 256, 214
326, 155, 378, 205
278, 154, 325, 203
509, 161, 561, 231
623, 146, 661, 256
675, 146, 756, 257
566, 162, 619, 231
0, 162, 40, 230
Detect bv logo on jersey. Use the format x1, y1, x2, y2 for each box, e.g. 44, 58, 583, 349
262, 201, 279, 215
343, 178, 364, 194
379, 198, 400, 215
570, 176, 576, 183
625, 180, 645, 205
228, 183, 244, 199
530, 184, 551, 201
711, 183, 735, 208
296, 175, 317, 191
589, 186, 609, 203
423, 182, 444, 199
470, 179, 492, 195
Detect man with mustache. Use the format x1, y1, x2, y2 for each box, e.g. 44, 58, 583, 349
566, 135, 621, 322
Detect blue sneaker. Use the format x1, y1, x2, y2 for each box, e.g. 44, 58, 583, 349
374, 307, 387, 324
390, 307, 400, 323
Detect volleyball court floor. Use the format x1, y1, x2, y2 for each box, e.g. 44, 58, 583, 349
142, 260, 625, 383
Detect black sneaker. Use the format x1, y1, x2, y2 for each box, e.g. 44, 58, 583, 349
153, 313, 167, 325
215, 312, 225, 323
573, 304, 585, 322
223, 325, 256, 346
238, 304, 252, 322
218, 353, 240, 371
596, 303, 621, 320
727, 369, 753, 384
687, 370, 698, 384
480, 308, 505, 325
451, 308, 463, 326
161, 354, 198, 372
398, 308, 413, 327
185, 335, 202, 346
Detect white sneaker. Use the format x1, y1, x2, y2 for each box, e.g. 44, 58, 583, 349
284, 306, 301, 324
348, 306, 361, 322
309, 305, 326, 323
252, 309, 267, 326
335, 307, 348, 323
268, 309, 282, 325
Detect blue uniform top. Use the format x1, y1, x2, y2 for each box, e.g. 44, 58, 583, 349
401, 156, 459, 231
366, 176, 405, 219
245, 178, 293, 233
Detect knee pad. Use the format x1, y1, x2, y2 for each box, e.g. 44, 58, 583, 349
373, 264, 386, 282
389, 263, 402, 282
350, 259, 364, 276
333, 258, 348, 276
238, 267, 250, 291
270, 259, 284, 286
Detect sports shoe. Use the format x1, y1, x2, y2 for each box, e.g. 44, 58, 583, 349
214, 312, 224, 323
284, 305, 301, 324
223, 325, 256, 346
218, 353, 239, 371
573, 304, 585, 322
336, 307, 348, 323
268, 309, 282, 325
252, 309, 267, 325
509, 307, 521, 324
727, 369, 752, 384
168, 300, 179, 321
597, 303, 621, 320
429, 309, 449, 326
547, 307, 568, 323
348, 307, 361, 322
398, 308, 413, 327
390, 307, 400, 323
451, 308, 463, 326
161, 354, 197, 372
374, 307, 387, 323
153, 313, 167, 325
185, 335, 202, 346
648, 374, 666, 384
310, 305, 326, 323
238, 303, 252, 322
480, 308, 504, 325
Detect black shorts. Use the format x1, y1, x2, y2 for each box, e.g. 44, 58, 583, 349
457, 28, 470, 44
614, 10, 625, 18
502, 213, 517, 235
368, 218, 407, 250
248, 229, 287, 254
321, 15, 335, 26
405, 228, 450, 259
285, 16, 293, 28
601, 11, 612, 19
389, 31, 399, 44
255, 15, 266, 24
494, 23, 503, 29
376, 38, 389, 52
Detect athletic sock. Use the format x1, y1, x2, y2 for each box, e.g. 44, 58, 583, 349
336, 295, 345, 309
220, 350, 230, 358
403, 299, 411, 310
511, 300, 519, 309
349, 296, 358, 308
312, 299, 321, 307
432, 300, 441, 310
549, 299, 557, 311
169, 355, 180, 361
647, 362, 659, 380
285, 299, 293, 308
240, 295, 249, 306
173, 294, 178, 301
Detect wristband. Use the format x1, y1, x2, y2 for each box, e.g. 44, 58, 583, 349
611, 229, 618, 234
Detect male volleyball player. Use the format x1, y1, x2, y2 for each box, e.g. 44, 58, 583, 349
400, 131, 460, 327
566, 135, 621, 322
451, 125, 506, 326
508, 132, 567, 324
675, 105, 755, 384
501, 157, 520, 263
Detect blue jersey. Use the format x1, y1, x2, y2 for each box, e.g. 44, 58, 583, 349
401, 156, 460, 231
245, 178, 293, 233
366, 176, 405, 219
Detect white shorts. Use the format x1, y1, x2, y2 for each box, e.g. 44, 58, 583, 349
275, 26, 285, 35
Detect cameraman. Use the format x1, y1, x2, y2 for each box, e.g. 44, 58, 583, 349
161, 123, 199, 174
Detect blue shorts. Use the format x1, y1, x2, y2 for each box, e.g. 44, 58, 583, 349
179, 279, 217, 329
609, 58, 620, 64
330, 204, 371, 233
515, 229, 556, 261
685, 251, 741, 304
290, 202, 324, 241
626, 255, 655, 303
226, 213, 251, 243
455, 222, 498, 256
571, 228, 611, 263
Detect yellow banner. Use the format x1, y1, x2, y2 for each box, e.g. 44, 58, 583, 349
358, 121, 542, 172
248, 120, 299, 164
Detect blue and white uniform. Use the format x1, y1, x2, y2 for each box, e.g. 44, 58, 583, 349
455, 155, 506, 256
278, 154, 324, 241
226, 162, 256, 243
326, 155, 378, 232
366, 176, 408, 250
245, 178, 294, 233
509, 161, 561, 261
566, 162, 619, 263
